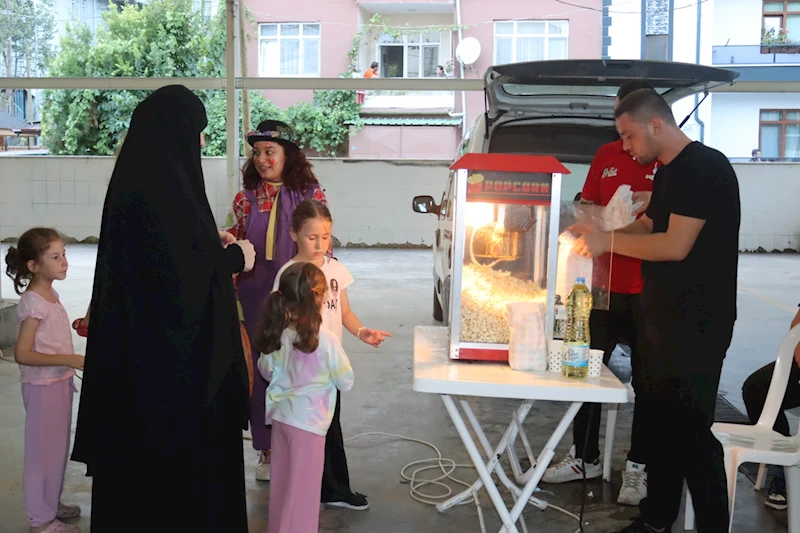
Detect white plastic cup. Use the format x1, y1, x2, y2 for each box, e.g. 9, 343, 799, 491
589, 349, 604, 377
548, 339, 564, 372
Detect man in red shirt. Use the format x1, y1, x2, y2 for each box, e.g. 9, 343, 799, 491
542, 80, 657, 506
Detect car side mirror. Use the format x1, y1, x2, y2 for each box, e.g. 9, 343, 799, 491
412, 195, 440, 215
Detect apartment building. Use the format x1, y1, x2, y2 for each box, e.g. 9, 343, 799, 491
243, 0, 602, 158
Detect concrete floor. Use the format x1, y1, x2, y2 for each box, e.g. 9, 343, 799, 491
0, 246, 797, 533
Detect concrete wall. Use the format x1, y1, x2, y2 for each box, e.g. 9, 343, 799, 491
0, 156, 449, 247
735, 162, 800, 251
1, 157, 798, 251
712, 0, 763, 46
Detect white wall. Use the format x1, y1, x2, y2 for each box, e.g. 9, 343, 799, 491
736, 163, 800, 251
709, 92, 800, 158
607, 0, 642, 60
713, 0, 763, 46
1, 157, 798, 251
0, 157, 448, 247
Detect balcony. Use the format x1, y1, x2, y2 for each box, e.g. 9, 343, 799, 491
712, 45, 800, 66
362, 90, 455, 111
359, 1, 454, 15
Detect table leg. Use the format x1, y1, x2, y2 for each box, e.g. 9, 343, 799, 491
504, 403, 535, 482
440, 394, 521, 533
504, 401, 583, 530
603, 404, 618, 482
460, 400, 547, 511
437, 399, 533, 512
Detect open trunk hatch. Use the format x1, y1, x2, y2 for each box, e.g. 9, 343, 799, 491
484, 59, 739, 123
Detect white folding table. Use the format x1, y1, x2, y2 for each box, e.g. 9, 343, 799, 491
412, 326, 628, 533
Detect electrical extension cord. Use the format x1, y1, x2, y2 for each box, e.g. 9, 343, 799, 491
343, 431, 583, 533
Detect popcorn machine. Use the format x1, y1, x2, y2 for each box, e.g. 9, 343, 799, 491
447, 153, 570, 362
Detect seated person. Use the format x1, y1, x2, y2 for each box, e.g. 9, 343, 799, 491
742, 301, 800, 510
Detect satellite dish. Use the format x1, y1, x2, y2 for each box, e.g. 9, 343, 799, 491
455, 37, 481, 66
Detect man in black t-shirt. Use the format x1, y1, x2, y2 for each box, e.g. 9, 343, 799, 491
570, 88, 740, 533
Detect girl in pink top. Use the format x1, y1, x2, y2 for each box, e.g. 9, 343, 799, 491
5, 228, 85, 533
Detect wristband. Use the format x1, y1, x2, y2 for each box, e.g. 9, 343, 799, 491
357, 327, 366, 339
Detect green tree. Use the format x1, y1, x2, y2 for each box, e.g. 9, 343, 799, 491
0, 0, 55, 115
42, 0, 211, 155
287, 90, 363, 156
42, 0, 362, 157
203, 90, 285, 157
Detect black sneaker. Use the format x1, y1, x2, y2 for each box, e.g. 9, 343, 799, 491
765, 476, 788, 510
614, 517, 665, 533
323, 492, 369, 511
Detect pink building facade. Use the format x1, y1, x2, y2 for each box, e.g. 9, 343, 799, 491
243, 0, 602, 159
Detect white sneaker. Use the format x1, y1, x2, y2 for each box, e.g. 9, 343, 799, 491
617, 460, 647, 505
541, 445, 602, 484
255, 450, 271, 481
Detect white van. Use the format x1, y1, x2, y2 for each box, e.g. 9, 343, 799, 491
413, 59, 738, 324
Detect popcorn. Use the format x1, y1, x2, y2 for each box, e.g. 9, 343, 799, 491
468, 173, 485, 194
459, 264, 545, 344
467, 173, 485, 185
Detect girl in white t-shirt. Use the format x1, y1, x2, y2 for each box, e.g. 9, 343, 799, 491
272, 199, 390, 510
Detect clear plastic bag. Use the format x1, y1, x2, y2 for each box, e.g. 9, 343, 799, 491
557, 231, 593, 298
506, 301, 548, 372
599, 185, 643, 231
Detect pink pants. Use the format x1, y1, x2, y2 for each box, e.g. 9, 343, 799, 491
269, 420, 326, 533
22, 378, 75, 528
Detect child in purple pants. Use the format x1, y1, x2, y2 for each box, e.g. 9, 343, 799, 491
5, 228, 85, 533
254, 262, 354, 533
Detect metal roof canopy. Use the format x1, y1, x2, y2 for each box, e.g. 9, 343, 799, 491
1, 76, 793, 92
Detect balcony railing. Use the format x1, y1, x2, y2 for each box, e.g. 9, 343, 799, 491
712, 44, 800, 65
362, 90, 455, 110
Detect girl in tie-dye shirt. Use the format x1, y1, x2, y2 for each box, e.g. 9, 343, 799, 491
254, 261, 353, 533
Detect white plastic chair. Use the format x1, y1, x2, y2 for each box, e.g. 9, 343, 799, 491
684, 324, 800, 532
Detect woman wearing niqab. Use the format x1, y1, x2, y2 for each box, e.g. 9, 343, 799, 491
71, 85, 252, 532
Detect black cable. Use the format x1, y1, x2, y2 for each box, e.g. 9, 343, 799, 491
579, 403, 596, 533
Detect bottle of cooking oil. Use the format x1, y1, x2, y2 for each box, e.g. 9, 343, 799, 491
562, 277, 593, 379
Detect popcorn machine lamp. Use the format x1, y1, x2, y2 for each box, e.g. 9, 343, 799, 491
447, 153, 570, 362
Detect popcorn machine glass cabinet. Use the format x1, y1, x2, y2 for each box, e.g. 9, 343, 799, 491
458, 170, 550, 346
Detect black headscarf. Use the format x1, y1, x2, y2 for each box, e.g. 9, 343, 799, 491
72, 86, 248, 469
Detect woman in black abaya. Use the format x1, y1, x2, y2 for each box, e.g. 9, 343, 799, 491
71, 85, 255, 532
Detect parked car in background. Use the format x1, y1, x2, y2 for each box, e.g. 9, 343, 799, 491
412, 59, 738, 324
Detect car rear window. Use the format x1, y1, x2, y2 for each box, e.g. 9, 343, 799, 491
488, 122, 619, 164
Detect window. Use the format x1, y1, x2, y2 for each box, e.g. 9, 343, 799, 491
494, 20, 569, 64
763, 1, 800, 38
192, 0, 219, 22
378, 32, 440, 78
760, 109, 800, 158
258, 23, 321, 77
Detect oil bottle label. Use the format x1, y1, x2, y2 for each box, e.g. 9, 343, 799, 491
563, 342, 589, 368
